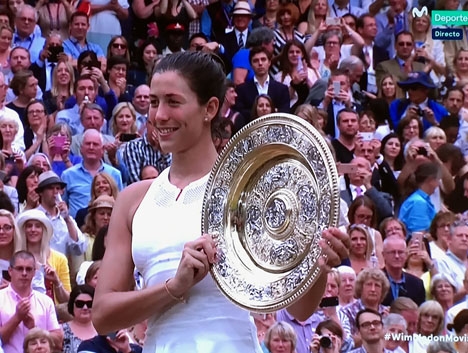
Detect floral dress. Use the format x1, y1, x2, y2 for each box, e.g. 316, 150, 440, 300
62, 322, 83, 353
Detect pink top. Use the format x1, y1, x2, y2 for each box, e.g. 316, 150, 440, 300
0, 285, 60, 353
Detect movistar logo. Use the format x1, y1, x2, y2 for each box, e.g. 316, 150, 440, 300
412, 6, 428, 18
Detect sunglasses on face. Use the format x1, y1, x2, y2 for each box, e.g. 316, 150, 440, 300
112, 43, 126, 49
75, 300, 93, 308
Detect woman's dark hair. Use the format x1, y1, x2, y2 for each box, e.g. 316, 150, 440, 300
154, 52, 226, 122
135, 39, 160, 71
276, 3, 300, 25
251, 94, 276, 120
10, 70, 34, 96
0, 190, 15, 213
348, 195, 378, 228
211, 117, 234, 142
380, 132, 404, 171
367, 98, 393, 129
278, 40, 310, 81
67, 284, 95, 316
316, 319, 344, 340
436, 143, 465, 175
85, 260, 101, 285
16, 166, 42, 203
91, 225, 108, 261
106, 55, 130, 73
77, 50, 99, 72
0, 9, 14, 28
396, 115, 423, 142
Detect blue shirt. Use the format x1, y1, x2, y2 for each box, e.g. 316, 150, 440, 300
388, 273, 406, 301
232, 49, 254, 82
13, 32, 46, 64
63, 36, 105, 59
61, 162, 123, 217
56, 105, 81, 136
399, 189, 436, 234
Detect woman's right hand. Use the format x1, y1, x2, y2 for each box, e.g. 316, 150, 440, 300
310, 334, 321, 353
26, 190, 40, 208
168, 235, 217, 298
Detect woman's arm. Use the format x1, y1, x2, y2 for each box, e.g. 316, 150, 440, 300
181, 0, 197, 20
132, 0, 160, 19
232, 68, 248, 86
94, 181, 217, 333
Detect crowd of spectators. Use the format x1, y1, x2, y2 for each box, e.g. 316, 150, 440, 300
0, 0, 468, 352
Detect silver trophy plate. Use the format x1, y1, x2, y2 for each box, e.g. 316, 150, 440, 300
201, 113, 340, 312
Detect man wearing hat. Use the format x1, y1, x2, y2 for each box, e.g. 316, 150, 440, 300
389, 71, 448, 131
35, 171, 87, 265
218, 1, 254, 74
162, 23, 187, 57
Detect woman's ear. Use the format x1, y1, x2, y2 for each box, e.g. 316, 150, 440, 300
205, 97, 220, 122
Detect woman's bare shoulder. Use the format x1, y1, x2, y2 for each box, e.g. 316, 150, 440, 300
114, 180, 154, 226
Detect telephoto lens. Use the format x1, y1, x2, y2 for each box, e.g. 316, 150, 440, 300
319, 336, 332, 349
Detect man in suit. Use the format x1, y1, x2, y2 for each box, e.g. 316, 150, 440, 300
340, 157, 393, 224
375, 0, 409, 58
219, 1, 253, 74
375, 31, 425, 88
381, 236, 426, 306
354, 14, 389, 94
233, 46, 289, 130
31, 33, 66, 93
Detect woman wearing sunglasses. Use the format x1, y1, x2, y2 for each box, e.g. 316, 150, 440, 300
63, 285, 97, 353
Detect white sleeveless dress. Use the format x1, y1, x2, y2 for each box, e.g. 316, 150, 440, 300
132, 168, 262, 353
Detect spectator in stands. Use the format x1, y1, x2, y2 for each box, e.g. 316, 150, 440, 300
250, 94, 275, 121
379, 217, 406, 239
132, 85, 150, 135
428, 211, 455, 262
348, 224, 373, 274
310, 320, 344, 353
451, 49, 468, 84
75, 173, 119, 231
7, 70, 40, 125
16, 209, 71, 303
45, 123, 79, 177
0, 210, 20, 286
390, 72, 448, 132
446, 269, 468, 332
23, 328, 54, 353
106, 36, 130, 63
36, 0, 73, 39
70, 103, 115, 164
412, 301, 445, 352
12, 5, 45, 64
127, 39, 159, 87
0, 25, 12, 74
389, 297, 419, 336
35, 170, 86, 272
0, 250, 63, 352
337, 265, 356, 309
381, 236, 426, 306
382, 313, 407, 353
377, 75, 403, 105
349, 309, 388, 353
122, 112, 171, 184
298, 0, 329, 35
437, 219, 468, 303
62, 285, 97, 353
218, 1, 253, 75
27, 153, 51, 172
0, 115, 26, 185
62, 129, 123, 217
63, 12, 106, 67
375, 32, 425, 87
340, 268, 389, 339
430, 274, 455, 315
160, 23, 188, 57
395, 116, 423, 148
231, 27, 275, 87
234, 47, 289, 129
340, 157, 393, 222
447, 310, 468, 351
332, 108, 358, 163
16, 165, 42, 212
399, 162, 440, 234
80, 195, 114, 263
274, 39, 320, 110
264, 322, 297, 353
379, 133, 403, 202
424, 127, 446, 151
23, 100, 48, 161
140, 165, 159, 180
42, 59, 75, 116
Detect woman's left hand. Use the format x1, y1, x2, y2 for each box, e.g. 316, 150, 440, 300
319, 228, 350, 271
44, 264, 60, 285
107, 330, 131, 353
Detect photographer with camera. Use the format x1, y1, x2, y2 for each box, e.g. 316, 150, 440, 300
389, 72, 448, 133
32, 32, 67, 93
310, 319, 343, 353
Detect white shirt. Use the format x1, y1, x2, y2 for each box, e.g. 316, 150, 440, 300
364, 43, 377, 93
329, 1, 364, 18
235, 29, 248, 47
446, 297, 468, 333
437, 251, 467, 291
253, 75, 270, 95
429, 241, 446, 263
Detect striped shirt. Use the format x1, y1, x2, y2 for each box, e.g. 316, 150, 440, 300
122, 134, 172, 184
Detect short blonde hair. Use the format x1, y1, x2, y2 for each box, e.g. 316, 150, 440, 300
424, 126, 446, 143
418, 300, 445, 335
354, 268, 390, 302
111, 102, 137, 136
265, 322, 297, 352
23, 328, 53, 353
